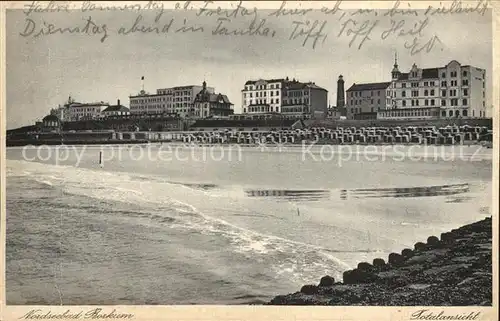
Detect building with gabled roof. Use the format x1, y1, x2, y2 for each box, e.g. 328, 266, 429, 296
102, 100, 130, 117
381, 58, 487, 120
193, 81, 234, 118
241, 77, 328, 120
346, 56, 487, 120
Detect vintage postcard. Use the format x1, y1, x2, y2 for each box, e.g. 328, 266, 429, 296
0, 0, 498, 320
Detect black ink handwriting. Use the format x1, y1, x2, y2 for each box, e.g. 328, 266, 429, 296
380, 17, 429, 40
404, 35, 443, 55
118, 14, 174, 35
289, 20, 328, 50
197, 1, 257, 20
338, 18, 379, 50
80, 1, 143, 13
351, 8, 375, 16
212, 18, 276, 37
384, 0, 419, 17
19, 16, 108, 43
425, 0, 489, 16
320, 1, 343, 15
175, 19, 204, 33
23, 1, 70, 16
268, 1, 313, 17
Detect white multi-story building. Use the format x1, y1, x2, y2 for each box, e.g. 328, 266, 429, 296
241, 77, 328, 119
61, 96, 109, 121
379, 59, 487, 119
129, 85, 215, 118
346, 82, 392, 120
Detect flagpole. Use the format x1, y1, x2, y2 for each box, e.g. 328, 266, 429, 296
141, 76, 144, 92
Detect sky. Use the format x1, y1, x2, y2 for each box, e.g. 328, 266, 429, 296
5, 1, 494, 129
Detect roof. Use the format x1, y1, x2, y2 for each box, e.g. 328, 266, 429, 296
286, 82, 327, 91
421, 68, 439, 79
194, 89, 232, 105
347, 82, 391, 92
397, 68, 439, 81
43, 114, 60, 121
103, 105, 130, 112
67, 102, 109, 107
245, 78, 285, 85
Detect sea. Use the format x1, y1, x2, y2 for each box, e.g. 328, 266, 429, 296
5, 144, 493, 305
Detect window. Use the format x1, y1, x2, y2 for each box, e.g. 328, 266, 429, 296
441, 81, 447, 87
378, 91, 381, 96
462, 99, 468, 106
425, 99, 429, 106
377, 99, 381, 104
416, 100, 419, 106
462, 70, 467, 77
411, 82, 419, 88
402, 100, 406, 107
449, 110, 453, 117
402, 83, 407, 88
463, 89, 468, 96
430, 81, 435, 86
441, 72, 446, 78
412, 90, 418, 97
424, 90, 429, 96
424, 81, 429, 86
442, 111, 446, 117
463, 110, 468, 117
441, 99, 446, 106
451, 71, 457, 77
411, 100, 415, 106
441, 90, 446, 97
462, 79, 469, 86
431, 99, 435, 106
451, 80, 457, 86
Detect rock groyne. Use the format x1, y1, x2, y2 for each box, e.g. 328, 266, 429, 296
269, 217, 492, 306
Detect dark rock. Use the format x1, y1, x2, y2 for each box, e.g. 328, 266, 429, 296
319, 275, 335, 287
388, 252, 405, 265
343, 269, 377, 284
440, 232, 456, 243
300, 285, 319, 295
269, 217, 492, 306
401, 248, 414, 258
427, 236, 440, 247
414, 242, 427, 251
372, 258, 385, 267
357, 262, 372, 271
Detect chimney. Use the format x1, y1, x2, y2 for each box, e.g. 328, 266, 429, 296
117, 99, 120, 105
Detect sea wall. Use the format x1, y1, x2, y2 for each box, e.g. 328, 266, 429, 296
269, 217, 492, 306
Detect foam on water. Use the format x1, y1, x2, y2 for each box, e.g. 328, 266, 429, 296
7, 159, 354, 282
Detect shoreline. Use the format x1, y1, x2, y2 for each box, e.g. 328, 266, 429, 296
268, 217, 493, 306
5, 140, 490, 148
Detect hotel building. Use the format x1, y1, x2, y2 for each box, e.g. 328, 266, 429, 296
62, 96, 110, 121
129, 84, 215, 118
193, 81, 234, 118
346, 82, 391, 120
346, 58, 487, 120
241, 77, 328, 119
